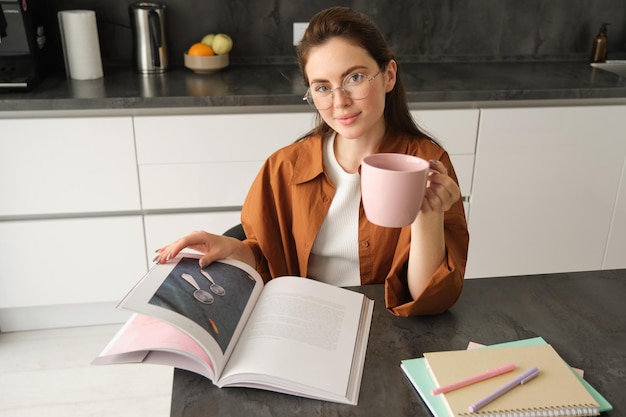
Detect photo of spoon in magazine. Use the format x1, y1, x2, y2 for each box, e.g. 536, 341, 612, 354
180, 273, 215, 304
200, 269, 226, 296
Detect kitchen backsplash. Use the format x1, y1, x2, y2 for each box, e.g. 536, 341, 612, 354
51, 0, 626, 67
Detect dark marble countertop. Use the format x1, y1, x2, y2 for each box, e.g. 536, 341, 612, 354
170, 270, 626, 417
1, 61, 626, 114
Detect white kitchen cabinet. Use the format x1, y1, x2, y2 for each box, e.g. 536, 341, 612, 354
466, 105, 626, 278
0, 116, 143, 330
0, 216, 146, 330
3, 103, 622, 331
0, 117, 140, 216
135, 112, 315, 272
134, 112, 315, 209
411, 109, 479, 217
411, 109, 478, 155
603, 156, 626, 270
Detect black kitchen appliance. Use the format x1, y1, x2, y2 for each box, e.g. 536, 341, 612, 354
0, 0, 57, 91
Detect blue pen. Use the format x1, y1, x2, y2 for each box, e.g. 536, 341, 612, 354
468, 367, 540, 413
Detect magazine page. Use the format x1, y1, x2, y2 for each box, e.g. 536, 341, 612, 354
218, 276, 374, 404
92, 313, 217, 380
116, 253, 265, 380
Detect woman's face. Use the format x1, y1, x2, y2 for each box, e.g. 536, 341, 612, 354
304, 37, 396, 143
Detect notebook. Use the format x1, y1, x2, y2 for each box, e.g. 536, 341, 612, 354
401, 337, 542, 417
401, 357, 448, 417
423, 344, 600, 417
401, 337, 612, 417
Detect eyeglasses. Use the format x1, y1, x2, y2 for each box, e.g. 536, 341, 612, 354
303, 71, 381, 110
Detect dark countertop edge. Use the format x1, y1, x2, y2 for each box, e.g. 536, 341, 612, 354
3, 96, 626, 119
2, 61, 626, 115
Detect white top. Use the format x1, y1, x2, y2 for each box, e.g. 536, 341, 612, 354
307, 134, 361, 287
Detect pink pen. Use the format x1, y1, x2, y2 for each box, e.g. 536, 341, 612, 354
431, 363, 516, 395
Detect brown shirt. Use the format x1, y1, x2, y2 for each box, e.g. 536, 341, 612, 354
241, 131, 469, 316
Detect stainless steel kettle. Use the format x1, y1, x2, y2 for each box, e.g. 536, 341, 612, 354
129, 2, 168, 73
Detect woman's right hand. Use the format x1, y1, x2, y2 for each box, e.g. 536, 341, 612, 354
153, 230, 254, 268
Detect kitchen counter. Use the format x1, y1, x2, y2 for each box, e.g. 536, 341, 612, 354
1, 61, 626, 115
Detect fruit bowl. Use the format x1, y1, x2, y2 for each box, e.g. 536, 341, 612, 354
184, 53, 229, 74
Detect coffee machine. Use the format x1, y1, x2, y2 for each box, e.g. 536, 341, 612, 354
0, 0, 57, 91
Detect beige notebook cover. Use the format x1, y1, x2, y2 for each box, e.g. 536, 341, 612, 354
424, 344, 599, 417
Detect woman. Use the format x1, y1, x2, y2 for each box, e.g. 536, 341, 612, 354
154, 7, 469, 316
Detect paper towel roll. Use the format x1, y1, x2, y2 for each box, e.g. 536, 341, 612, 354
58, 10, 104, 80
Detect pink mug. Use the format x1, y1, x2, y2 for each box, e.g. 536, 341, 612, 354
361, 153, 430, 228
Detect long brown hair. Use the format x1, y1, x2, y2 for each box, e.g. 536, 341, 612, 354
296, 6, 426, 140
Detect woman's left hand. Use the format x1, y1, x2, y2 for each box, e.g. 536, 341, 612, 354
421, 160, 461, 214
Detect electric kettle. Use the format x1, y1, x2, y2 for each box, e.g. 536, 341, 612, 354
129, 2, 168, 73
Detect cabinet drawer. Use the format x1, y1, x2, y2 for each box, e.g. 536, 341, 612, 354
140, 161, 261, 209
411, 109, 478, 155
144, 211, 241, 265
0, 216, 146, 308
0, 117, 140, 216
134, 113, 315, 164
135, 113, 315, 209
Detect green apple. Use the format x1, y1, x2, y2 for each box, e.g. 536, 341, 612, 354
212, 33, 233, 55
201, 33, 216, 47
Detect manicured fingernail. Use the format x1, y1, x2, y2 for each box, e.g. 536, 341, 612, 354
152, 254, 161, 263
199, 260, 208, 268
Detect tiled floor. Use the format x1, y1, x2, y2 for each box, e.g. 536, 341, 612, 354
0, 324, 172, 417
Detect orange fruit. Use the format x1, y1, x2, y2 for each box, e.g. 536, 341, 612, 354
187, 42, 215, 56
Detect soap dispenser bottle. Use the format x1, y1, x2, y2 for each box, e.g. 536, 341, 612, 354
590, 23, 610, 63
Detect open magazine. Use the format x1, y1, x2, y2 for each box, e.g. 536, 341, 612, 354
93, 253, 374, 405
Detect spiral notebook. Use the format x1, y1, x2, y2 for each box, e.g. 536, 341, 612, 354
423, 344, 600, 417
